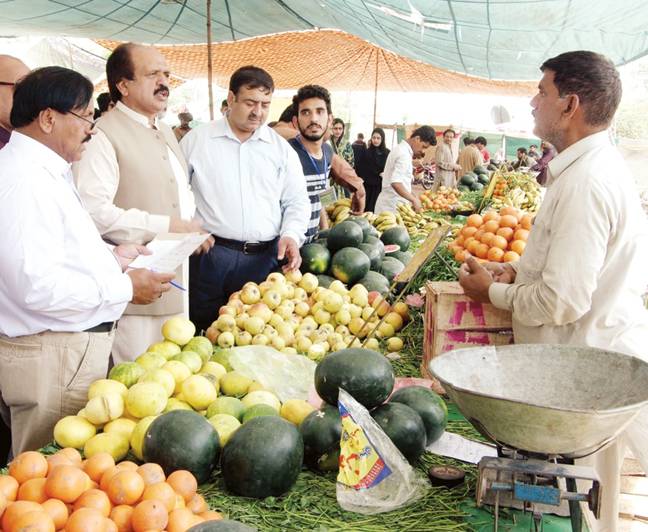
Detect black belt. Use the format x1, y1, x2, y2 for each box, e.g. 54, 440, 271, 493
85, 321, 117, 333
212, 236, 277, 255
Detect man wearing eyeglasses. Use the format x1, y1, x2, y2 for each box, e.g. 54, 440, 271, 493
74, 43, 213, 364
0, 55, 29, 150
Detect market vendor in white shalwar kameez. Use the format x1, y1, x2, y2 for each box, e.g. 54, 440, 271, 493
458, 50, 648, 532
373, 126, 436, 214
433, 128, 461, 190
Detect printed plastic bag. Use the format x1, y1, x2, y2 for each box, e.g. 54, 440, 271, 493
336, 389, 426, 514
228, 345, 316, 402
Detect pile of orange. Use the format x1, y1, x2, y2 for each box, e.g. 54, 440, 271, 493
419, 187, 461, 213
0, 448, 222, 532
492, 179, 508, 198
448, 206, 532, 263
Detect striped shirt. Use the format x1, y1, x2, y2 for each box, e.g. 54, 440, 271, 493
288, 137, 333, 242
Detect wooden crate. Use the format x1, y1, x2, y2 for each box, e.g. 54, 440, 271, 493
421, 282, 514, 382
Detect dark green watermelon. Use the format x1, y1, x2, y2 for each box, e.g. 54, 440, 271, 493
363, 235, 385, 255
300, 404, 342, 471
460, 173, 477, 186
358, 243, 382, 271
357, 271, 390, 295
316, 229, 330, 239
380, 257, 405, 282
371, 402, 426, 463
314, 348, 394, 408
221, 416, 303, 498
187, 520, 257, 531
390, 386, 448, 445
380, 226, 410, 252
347, 216, 373, 240
327, 221, 363, 253
477, 174, 490, 185
300, 243, 330, 275
316, 274, 335, 288
331, 247, 370, 285
143, 410, 220, 484
470, 182, 484, 192
473, 165, 487, 175
387, 250, 413, 266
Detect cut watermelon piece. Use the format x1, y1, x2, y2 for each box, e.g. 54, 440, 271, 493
383, 244, 400, 254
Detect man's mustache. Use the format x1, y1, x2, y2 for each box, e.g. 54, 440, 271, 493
154, 84, 169, 95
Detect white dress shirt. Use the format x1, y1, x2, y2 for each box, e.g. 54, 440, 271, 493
0, 133, 133, 337
180, 118, 310, 245
374, 140, 414, 213
73, 101, 195, 239
489, 131, 648, 359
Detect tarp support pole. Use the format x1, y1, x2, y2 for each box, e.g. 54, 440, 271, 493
206, 0, 214, 121
372, 50, 378, 129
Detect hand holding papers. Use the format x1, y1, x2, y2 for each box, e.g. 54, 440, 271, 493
128, 233, 211, 273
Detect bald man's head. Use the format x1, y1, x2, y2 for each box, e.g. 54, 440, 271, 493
0, 55, 30, 131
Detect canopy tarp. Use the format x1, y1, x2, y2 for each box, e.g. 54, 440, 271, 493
1, 1, 647, 81
97, 30, 534, 95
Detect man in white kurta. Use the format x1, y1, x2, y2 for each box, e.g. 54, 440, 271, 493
434, 128, 461, 190
458, 51, 648, 531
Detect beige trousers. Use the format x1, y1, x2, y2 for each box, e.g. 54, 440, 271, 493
0, 330, 114, 455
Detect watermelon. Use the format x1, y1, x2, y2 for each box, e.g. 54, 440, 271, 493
221, 416, 303, 498
389, 386, 448, 445
316, 274, 335, 288
470, 182, 484, 192
187, 520, 256, 532
460, 173, 476, 186
316, 229, 330, 239
457, 185, 470, 193
109, 362, 145, 388
389, 250, 413, 266
358, 243, 382, 271
473, 165, 487, 175
314, 348, 394, 408
363, 235, 385, 255
380, 257, 405, 283
347, 216, 373, 240
300, 243, 330, 275
331, 247, 370, 285
371, 403, 426, 463
380, 226, 410, 252
300, 404, 342, 471
327, 221, 363, 253
143, 410, 220, 483
477, 174, 490, 185
357, 271, 390, 295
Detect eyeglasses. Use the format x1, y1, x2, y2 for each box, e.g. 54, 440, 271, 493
0, 81, 15, 86
67, 110, 96, 130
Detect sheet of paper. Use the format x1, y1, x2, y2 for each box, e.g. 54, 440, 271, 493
427, 431, 498, 464
129, 233, 210, 272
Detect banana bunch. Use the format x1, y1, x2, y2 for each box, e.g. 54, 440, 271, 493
490, 171, 542, 213
373, 210, 402, 232
396, 203, 441, 237
326, 198, 352, 225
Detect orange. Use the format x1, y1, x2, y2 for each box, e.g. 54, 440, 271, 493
9, 509, 54, 532
496, 227, 514, 242
56, 448, 82, 465
2, 500, 43, 531
167, 508, 201, 532
45, 454, 75, 476
115, 462, 138, 472
454, 249, 468, 262
0, 475, 20, 502
65, 508, 105, 532
499, 214, 518, 228
84, 453, 116, 483
106, 471, 145, 506
466, 239, 480, 255
499, 206, 520, 219
104, 517, 119, 532
174, 493, 185, 510
454, 234, 465, 246
473, 229, 485, 242
110, 504, 134, 532
41, 498, 69, 530
461, 225, 478, 238
9, 451, 48, 485
200, 510, 223, 522
17, 477, 48, 503
490, 235, 508, 250
166, 471, 197, 503
100, 466, 121, 493
483, 220, 500, 233
487, 247, 505, 262
514, 228, 530, 241
510, 240, 526, 255
186, 493, 208, 515
503, 251, 521, 262
520, 214, 533, 230
466, 214, 483, 228
130, 499, 168, 532
74, 488, 112, 517
44, 465, 88, 504
480, 232, 495, 246
463, 236, 476, 249
482, 211, 500, 222
135, 464, 165, 487
141, 482, 176, 512
0, 492, 7, 520
475, 243, 489, 260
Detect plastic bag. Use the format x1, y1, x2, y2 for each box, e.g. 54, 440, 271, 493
228, 346, 316, 402
336, 389, 427, 514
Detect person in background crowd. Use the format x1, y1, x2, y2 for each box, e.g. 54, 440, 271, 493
351, 132, 366, 162
458, 50, 648, 532
181, 65, 311, 333
220, 99, 228, 116
329, 118, 354, 199
528, 143, 540, 159
511, 146, 536, 170
356, 127, 389, 213
434, 128, 461, 190
173, 111, 193, 142
94, 92, 114, 120
74, 43, 211, 364
288, 85, 335, 241
474, 136, 490, 164
0, 54, 30, 149
374, 125, 436, 213
0, 66, 174, 455
457, 136, 483, 176
272, 104, 298, 140
531, 139, 557, 185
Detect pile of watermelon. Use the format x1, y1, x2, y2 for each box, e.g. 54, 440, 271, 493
300, 217, 413, 295
457, 165, 490, 193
